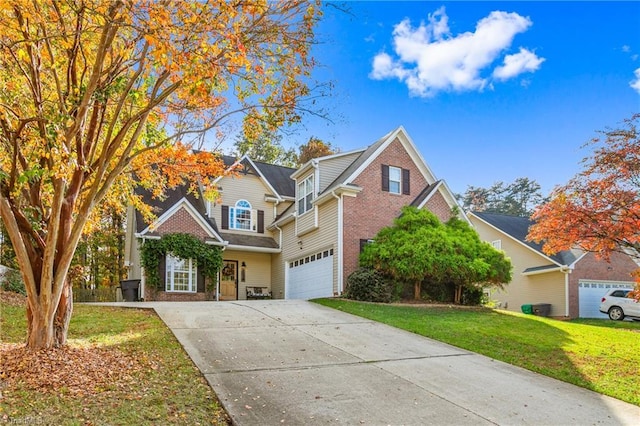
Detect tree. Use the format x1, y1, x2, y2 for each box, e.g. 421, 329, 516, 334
0, 1, 323, 349
297, 136, 335, 165
457, 178, 545, 216
234, 123, 297, 167
360, 207, 512, 302
528, 114, 640, 289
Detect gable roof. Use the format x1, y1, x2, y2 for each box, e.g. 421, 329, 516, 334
470, 211, 582, 267
217, 155, 296, 199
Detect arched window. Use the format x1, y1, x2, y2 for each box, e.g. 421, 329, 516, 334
230, 199, 253, 230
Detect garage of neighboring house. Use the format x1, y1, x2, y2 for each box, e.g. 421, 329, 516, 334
578, 279, 636, 318
286, 249, 334, 299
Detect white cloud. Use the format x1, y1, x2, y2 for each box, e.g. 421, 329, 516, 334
370, 7, 545, 97
493, 48, 545, 80
622, 45, 631, 52
631, 68, 640, 94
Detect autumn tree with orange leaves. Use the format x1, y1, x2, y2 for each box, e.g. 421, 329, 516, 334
528, 113, 640, 292
0, 0, 323, 349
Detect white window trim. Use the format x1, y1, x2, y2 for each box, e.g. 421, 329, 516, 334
165, 254, 197, 293
388, 166, 401, 194
230, 199, 256, 231
491, 240, 502, 250
297, 175, 314, 216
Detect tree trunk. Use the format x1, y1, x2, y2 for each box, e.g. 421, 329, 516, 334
454, 285, 463, 304
26, 281, 73, 349
414, 281, 421, 300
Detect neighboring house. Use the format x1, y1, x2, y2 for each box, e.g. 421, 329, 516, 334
468, 211, 638, 318
124, 126, 464, 301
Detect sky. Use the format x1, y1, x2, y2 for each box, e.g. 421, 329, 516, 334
282, 1, 640, 197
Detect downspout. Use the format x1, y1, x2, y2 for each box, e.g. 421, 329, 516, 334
331, 190, 343, 295
139, 238, 145, 302
561, 266, 571, 317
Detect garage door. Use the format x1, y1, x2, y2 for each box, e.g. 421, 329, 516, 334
578, 280, 635, 318
286, 249, 334, 299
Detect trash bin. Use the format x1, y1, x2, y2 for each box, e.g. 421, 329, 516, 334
120, 279, 140, 302
532, 303, 551, 317
521, 304, 533, 314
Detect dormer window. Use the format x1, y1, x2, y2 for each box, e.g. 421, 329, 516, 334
297, 175, 314, 215
229, 199, 254, 230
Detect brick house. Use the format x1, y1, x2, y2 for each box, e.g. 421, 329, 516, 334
124, 126, 464, 301
469, 211, 638, 318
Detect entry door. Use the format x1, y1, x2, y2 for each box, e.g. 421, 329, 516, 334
220, 260, 238, 300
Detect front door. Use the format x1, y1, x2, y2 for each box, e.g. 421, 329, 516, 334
220, 260, 238, 300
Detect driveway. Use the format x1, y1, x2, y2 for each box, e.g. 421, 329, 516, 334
140, 300, 639, 425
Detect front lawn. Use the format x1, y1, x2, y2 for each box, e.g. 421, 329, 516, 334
314, 298, 640, 406
0, 294, 230, 425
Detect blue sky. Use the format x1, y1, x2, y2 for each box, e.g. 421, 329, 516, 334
291, 1, 640, 196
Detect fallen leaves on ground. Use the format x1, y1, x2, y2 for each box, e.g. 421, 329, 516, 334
0, 290, 26, 307
0, 343, 144, 397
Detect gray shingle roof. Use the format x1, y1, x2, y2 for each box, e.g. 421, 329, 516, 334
472, 211, 581, 266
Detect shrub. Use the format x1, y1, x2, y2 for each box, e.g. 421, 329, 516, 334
0, 268, 26, 295
344, 268, 396, 303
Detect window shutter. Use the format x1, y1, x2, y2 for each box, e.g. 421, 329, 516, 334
381, 164, 389, 192
257, 210, 264, 234
221, 205, 229, 230
402, 168, 410, 195
359, 239, 368, 253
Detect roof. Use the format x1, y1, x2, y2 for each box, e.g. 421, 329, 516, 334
251, 160, 296, 198
135, 184, 215, 234
410, 181, 442, 207
471, 211, 582, 266
219, 233, 279, 249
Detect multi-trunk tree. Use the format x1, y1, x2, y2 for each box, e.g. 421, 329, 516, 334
0, 0, 323, 349
360, 207, 512, 302
528, 114, 640, 291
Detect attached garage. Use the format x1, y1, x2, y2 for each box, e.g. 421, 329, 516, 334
578, 280, 635, 318
286, 249, 334, 299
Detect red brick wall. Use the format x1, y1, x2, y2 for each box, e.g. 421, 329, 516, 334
156, 206, 211, 240
343, 137, 445, 282
424, 190, 453, 223
144, 287, 209, 302
568, 251, 638, 318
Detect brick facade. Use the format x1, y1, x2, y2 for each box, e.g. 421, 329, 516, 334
156, 206, 211, 240
424, 190, 453, 223
342, 137, 447, 281
144, 287, 210, 302
568, 251, 638, 318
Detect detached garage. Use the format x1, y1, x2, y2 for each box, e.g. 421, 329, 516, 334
578, 280, 636, 318
286, 249, 334, 299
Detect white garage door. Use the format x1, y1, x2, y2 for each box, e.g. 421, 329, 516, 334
578, 280, 635, 318
287, 249, 334, 300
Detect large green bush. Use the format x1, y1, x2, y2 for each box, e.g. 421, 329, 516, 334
344, 268, 396, 303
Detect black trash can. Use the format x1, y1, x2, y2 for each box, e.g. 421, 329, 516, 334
120, 279, 140, 302
532, 303, 551, 317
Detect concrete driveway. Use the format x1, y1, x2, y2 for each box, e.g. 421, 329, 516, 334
140, 300, 639, 425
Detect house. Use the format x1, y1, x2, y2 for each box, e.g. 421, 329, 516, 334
468, 211, 638, 318
124, 126, 464, 301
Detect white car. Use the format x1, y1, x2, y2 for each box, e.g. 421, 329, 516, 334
599, 289, 640, 321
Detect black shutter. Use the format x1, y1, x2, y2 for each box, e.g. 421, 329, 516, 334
221, 205, 229, 230
381, 164, 389, 192
257, 210, 264, 234
359, 239, 368, 253
402, 168, 410, 195
158, 256, 166, 291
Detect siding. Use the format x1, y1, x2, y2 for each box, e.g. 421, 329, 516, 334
222, 249, 272, 300
318, 152, 362, 192
294, 169, 318, 236
279, 198, 340, 297
213, 174, 277, 238
470, 215, 566, 316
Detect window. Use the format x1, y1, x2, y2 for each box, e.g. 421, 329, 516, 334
388, 166, 401, 194
491, 240, 502, 250
297, 175, 314, 215
382, 164, 410, 195
230, 200, 253, 230
166, 254, 197, 292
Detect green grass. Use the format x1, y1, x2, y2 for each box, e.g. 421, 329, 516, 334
1, 302, 229, 425
314, 299, 640, 406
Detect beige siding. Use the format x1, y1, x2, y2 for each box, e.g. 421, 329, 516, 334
318, 152, 362, 192
212, 174, 277, 238
471, 216, 567, 316
221, 249, 272, 300
280, 198, 340, 296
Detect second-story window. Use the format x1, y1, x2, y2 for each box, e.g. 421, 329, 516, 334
297, 175, 314, 215
230, 199, 253, 230
388, 166, 401, 194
